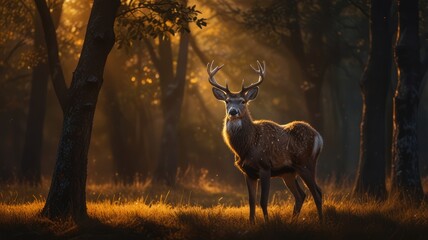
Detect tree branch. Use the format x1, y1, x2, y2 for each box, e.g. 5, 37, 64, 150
189, 35, 236, 81
143, 38, 161, 71
34, 0, 68, 112
4, 39, 25, 65
419, 47, 428, 96
347, 0, 369, 18
174, 29, 189, 92
7, 73, 32, 82
188, 85, 217, 125
421, 46, 428, 77
189, 35, 209, 64
18, 0, 35, 19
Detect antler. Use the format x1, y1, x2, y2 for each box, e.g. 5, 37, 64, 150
241, 60, 266, 93
207, 60, 230, 93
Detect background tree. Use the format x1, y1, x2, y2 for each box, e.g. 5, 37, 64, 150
154, 32, 189, 185
117, 0, 205, 185
141, 30, 189, 185
20, 0, 64, 185
102, 53, 157, 184
0, 0, 83, 184
391, 0, 424, 202
0, 0, 37, 182
418, 1, 428, 177
104, 82, 142, 185
103, 44, 160, 183
353, 0, 393, 199
35, 0, 120, 220
36, 0, 205, 219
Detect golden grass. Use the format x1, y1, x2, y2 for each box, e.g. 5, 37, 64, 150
0, 179, 427, 240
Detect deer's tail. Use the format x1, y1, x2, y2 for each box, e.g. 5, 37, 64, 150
311, 132, 323, 162
311, 132, 323, 196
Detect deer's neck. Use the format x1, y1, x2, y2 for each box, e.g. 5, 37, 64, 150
223, 114, 256, 159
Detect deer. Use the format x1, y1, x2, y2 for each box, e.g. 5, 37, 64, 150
207, 60, 323, 223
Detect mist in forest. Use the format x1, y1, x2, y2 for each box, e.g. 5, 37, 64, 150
2, 0, 428, 239
1, 0, 427, 202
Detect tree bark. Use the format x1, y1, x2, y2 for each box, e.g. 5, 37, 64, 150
104, 84, 140, 185
155, 29, 189, 185
21, 2, 63, 185
38, 0, 120, 220
33, 0, 68, 112
391, 0, 424, 202
353, 0, 393, 199
0, 111, 24, 183
20, 45, 48, 184
282, 0, 334, 133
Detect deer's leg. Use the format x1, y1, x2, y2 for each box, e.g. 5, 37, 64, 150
260, 169, 271, 222
309, 163, 323, 199
245, 175, 257, 224
297, 167, 323, 222
282, 173, 305, 218
296, 178, 307, 200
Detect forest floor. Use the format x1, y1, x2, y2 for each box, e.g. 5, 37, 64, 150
0, 177, 428, 240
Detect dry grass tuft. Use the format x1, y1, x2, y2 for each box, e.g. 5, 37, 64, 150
0, 178, 427, 239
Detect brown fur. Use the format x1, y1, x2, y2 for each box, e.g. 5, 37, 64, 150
221, 105, 324, 222
223, 112, 322, 178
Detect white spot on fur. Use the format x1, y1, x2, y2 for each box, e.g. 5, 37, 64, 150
312, 133, 323, 159
227, 119, 242, 133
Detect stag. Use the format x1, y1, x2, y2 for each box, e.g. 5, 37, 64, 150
208, 60, 323, 223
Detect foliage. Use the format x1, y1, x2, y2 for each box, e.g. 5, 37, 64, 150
116, 0, 207, 49
0, 0, 34, 111
0, 0, 84, 112
116, 47, 160, 105
211, 0, 368, 83
240, 1, 291, 44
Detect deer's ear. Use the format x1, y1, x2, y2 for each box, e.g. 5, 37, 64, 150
212, 88, 227, 101
244, 87, 259, 101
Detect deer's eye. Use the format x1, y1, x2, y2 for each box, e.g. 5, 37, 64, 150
225, 100, 229, 104
241, 100, 246, 104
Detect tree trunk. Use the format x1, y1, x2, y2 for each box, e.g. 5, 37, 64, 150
303, 81, 324, 132
353, 0, 393, 199
38, 0, 119, 220
283, 0, 333, 134
391, 0, 424, 202
21, 2, 63, 185
104, 85, 139, 185
0, 111, 24, 182
155, 29, 189, 185
136, 100, 153, 179
20, 47, 48, 185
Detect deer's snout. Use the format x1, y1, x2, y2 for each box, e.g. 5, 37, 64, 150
228, 108, 239, 116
